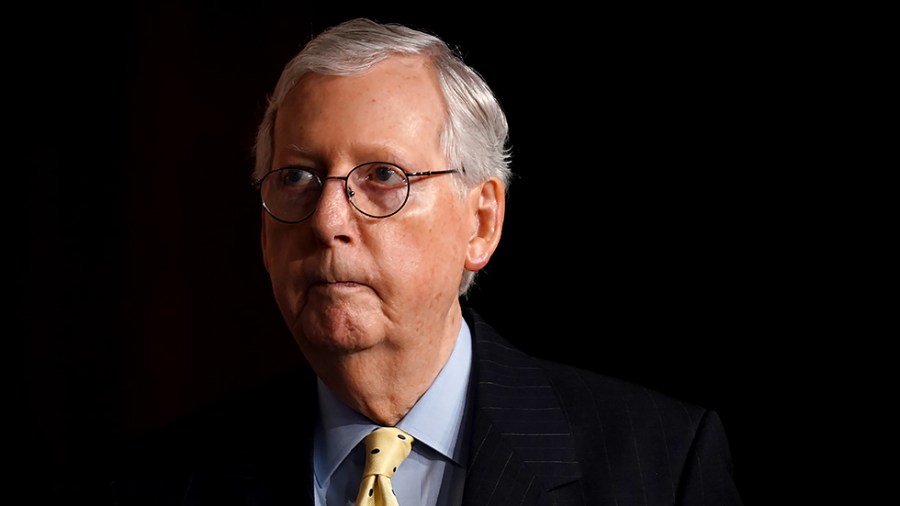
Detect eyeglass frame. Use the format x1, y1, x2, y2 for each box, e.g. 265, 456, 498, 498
252, 161, 459, 223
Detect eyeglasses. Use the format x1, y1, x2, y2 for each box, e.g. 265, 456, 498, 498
253, 161, 458, 223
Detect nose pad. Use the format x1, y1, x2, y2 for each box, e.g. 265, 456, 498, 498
314, 176, 355, 222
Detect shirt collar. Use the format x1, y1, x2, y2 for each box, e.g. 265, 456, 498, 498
313, 320, 472, 486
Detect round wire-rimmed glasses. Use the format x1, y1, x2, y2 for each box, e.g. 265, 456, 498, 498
253, 161, 458, 223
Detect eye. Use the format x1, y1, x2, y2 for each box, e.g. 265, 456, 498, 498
359, 163, 407, 188
279, 168, 317, 188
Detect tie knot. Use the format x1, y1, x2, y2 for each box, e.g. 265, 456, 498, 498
362, 427, 414, 478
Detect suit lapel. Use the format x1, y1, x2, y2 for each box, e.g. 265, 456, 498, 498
462, 308, 583, 506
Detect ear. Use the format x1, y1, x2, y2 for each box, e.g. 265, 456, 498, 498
465, 177, 505, 272
259, 210, 270, 273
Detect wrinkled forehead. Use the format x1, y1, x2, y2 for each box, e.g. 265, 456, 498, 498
272, 56, 448, 165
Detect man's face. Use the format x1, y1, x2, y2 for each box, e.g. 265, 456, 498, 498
261, 55, 473, 358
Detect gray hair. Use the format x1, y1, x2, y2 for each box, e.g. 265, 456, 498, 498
253, 18, 512, 296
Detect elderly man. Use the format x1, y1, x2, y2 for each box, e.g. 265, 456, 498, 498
110, 18, 742, 506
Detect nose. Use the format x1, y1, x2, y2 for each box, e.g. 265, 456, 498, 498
309, 175, 355, 243
321, 175, 354, 200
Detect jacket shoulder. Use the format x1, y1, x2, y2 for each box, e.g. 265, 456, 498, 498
462, 306, 742, 504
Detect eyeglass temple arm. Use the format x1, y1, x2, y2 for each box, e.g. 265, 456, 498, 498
407, 169, 459, 177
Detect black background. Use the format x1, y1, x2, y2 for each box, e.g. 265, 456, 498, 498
17, 2, 821, 503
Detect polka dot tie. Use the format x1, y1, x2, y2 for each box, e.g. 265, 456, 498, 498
354, 426, 415, 506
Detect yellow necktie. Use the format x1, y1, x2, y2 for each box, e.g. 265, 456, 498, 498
354, 426, 415, 506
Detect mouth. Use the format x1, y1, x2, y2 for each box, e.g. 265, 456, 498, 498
303, 265, 373, 294
308, 279, 371, 294
312, 280, 362, 288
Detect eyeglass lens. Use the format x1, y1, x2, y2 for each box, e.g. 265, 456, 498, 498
260, 162, 411, 222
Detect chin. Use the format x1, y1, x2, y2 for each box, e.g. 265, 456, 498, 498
293, 306, 383, 354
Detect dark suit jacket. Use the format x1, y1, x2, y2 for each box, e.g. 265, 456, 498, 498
108, 307, 743, 505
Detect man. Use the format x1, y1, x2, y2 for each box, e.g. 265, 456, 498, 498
110, 18, 742, 505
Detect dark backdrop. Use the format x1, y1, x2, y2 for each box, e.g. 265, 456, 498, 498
18, 3, 797, 503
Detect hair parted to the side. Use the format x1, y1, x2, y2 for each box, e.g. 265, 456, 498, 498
253, 17, 512, 296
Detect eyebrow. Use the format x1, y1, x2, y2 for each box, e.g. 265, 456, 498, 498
283, 143, 416, 167
286, 144, 313, 155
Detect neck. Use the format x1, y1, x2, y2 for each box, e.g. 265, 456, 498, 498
312, 310, 462, 426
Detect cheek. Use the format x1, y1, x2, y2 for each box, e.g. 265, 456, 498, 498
262, 226, 305, 294
262, 227, 290, 273
386, 208, 469, 293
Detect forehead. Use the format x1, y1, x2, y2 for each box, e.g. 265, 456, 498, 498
274, 56, 447, 159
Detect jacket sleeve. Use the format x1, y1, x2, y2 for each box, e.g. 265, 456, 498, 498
676, 409, 744, 506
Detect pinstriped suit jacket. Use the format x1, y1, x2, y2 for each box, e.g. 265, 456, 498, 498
109, 307, 743, 505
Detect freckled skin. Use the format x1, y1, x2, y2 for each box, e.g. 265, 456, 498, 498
260, 55, 499, 424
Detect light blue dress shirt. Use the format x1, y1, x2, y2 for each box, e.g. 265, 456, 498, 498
314, 321, 472, 506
